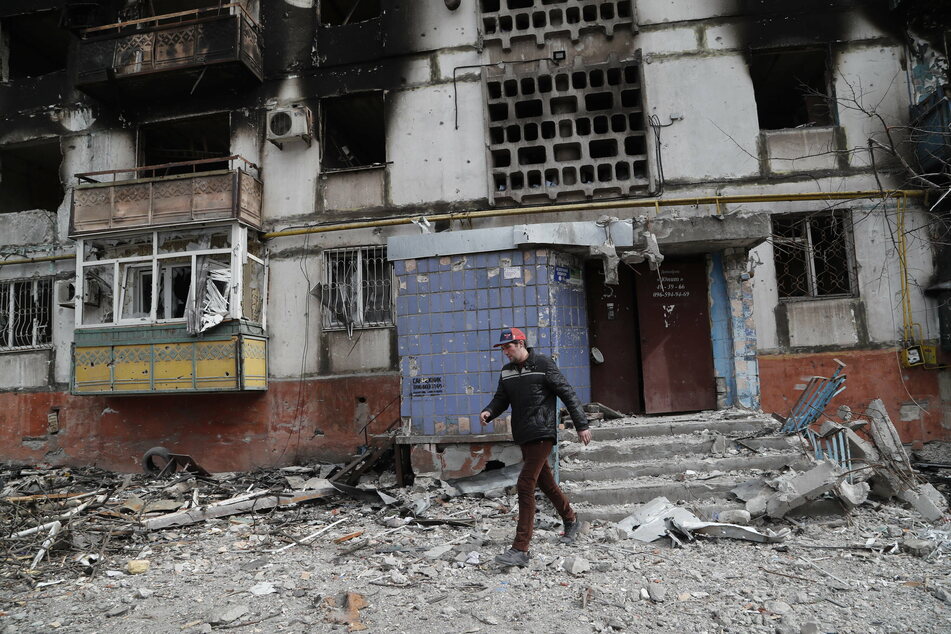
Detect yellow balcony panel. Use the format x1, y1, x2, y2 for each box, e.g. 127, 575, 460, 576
72, 322, 266, 395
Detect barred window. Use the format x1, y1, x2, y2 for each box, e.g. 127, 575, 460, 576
317, 246, 392, 332
0, 278, 53, 351
773, 211, 855, 300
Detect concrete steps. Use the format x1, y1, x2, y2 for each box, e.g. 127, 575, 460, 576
557, 410, 807, 524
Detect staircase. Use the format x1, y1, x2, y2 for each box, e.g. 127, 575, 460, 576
558, 410, 812, 523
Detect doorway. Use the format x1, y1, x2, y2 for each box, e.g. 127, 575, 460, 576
585, 256, 717, 415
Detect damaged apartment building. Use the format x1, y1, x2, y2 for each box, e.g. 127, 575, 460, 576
0, 0, 948, 477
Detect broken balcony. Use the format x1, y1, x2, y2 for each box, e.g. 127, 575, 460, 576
70, 157, 263, 236
74, 4, 262, 102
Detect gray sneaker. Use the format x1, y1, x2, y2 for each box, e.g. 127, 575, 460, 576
561, 519, 581, 544
494, 548, 530, 567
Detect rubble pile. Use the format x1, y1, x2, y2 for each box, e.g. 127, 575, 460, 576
0, 403, 950, 632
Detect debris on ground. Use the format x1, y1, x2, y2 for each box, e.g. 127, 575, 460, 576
0, 404, 949, 632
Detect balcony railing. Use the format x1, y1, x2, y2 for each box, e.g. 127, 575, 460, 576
75, 4, 262, 100
71, 156, 262, 236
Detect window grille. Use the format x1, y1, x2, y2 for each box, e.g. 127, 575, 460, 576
773, 211, 854, 300
0, 278, 53, 351
318, 246, 392, 332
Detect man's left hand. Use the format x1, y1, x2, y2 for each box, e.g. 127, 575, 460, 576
578, 429, 592, 445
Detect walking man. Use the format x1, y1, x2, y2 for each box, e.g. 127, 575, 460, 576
480, 327, 592, 567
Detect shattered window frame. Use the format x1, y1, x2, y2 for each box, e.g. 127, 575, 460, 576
0, 277, 54, 352
772, 210, 857, 301
76, 225, 249, 329
318, 246, 393, 332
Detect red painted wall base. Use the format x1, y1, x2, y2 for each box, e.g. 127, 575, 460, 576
0, 375, 401, 473
758, 349, 949, 443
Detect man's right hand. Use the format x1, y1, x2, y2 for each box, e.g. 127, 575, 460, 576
479, 410, 491, 426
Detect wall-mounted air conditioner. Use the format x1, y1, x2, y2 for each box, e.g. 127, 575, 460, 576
267, 106, 313, 149
58, 279, 101, 308
55, 280, 76, 308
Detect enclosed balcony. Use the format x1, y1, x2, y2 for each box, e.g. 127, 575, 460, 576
75, 4, 262, 101
70, 156, 262, 236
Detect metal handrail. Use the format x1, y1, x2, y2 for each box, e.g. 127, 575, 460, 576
75, 156, 259, 184
81, 2, 258, 35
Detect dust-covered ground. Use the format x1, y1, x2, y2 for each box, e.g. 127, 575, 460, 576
1, 466, 950, 634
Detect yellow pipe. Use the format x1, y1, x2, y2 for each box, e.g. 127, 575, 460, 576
262, 189, 926, 239
0, 254, 74, 267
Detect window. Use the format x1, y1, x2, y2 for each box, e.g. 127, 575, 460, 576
0, 278, 53, 351
0, 141, 64, 213
317, 246, 392, 332
138, 114, 231, 175
0, 11, 69, 80
750, 49, 834, 130
77, 226, 265, 333
773, 211, 854, 300
321, 92, 386, 171
319, 0, 381, 26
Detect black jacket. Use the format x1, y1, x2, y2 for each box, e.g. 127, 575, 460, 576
483, 348, 589, 444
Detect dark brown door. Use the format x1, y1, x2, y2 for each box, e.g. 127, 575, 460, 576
634, 257, 716, 413
585, 261, 643, 414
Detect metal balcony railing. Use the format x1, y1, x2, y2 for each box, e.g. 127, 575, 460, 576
70, 156, 262, 236
75, 4, 262, 98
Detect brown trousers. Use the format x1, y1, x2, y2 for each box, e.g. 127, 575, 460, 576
513, 438, 576, 552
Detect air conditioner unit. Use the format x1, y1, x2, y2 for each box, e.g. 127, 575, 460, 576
55, 280, 76, 309
61, 279, 102, 308
267, 106, 313, 149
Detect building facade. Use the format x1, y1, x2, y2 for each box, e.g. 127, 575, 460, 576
0, 0, 948, 476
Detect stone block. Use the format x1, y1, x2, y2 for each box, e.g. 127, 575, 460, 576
765, 461, 841, 518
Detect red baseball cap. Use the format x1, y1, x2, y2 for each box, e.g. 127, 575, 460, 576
494, 327, 527, 347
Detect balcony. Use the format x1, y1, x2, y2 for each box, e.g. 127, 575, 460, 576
75, 4, 262, 102
910, 86, 951, 174
70, 157, 262, 236
73, 321, 267, 395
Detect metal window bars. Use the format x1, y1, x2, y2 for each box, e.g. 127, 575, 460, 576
316, 246, 392, 335
803, 427, 854, 483
774, 210, 854, 299
0, 278, 54, 351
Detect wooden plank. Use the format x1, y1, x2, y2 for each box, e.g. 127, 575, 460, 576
141, 486, 336, 531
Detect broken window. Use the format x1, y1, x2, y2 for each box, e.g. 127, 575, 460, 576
78, 227, 253, 331
0, 141, 64, 213
138, 114, 231, 175
315, 246, 392, 334
321, 92, 386, 171
0, 11, 69, 80
773, 210, 854, 300
0, 278, 53, 351
749, 49, 834, 130
319, 0, 381, 26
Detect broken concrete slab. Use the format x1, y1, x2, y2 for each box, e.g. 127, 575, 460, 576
765, 461, 842, 519
901, 537, 937, 557
835, 480, 870, 509
897, 482, 948, 522
866, 399, 912, 473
